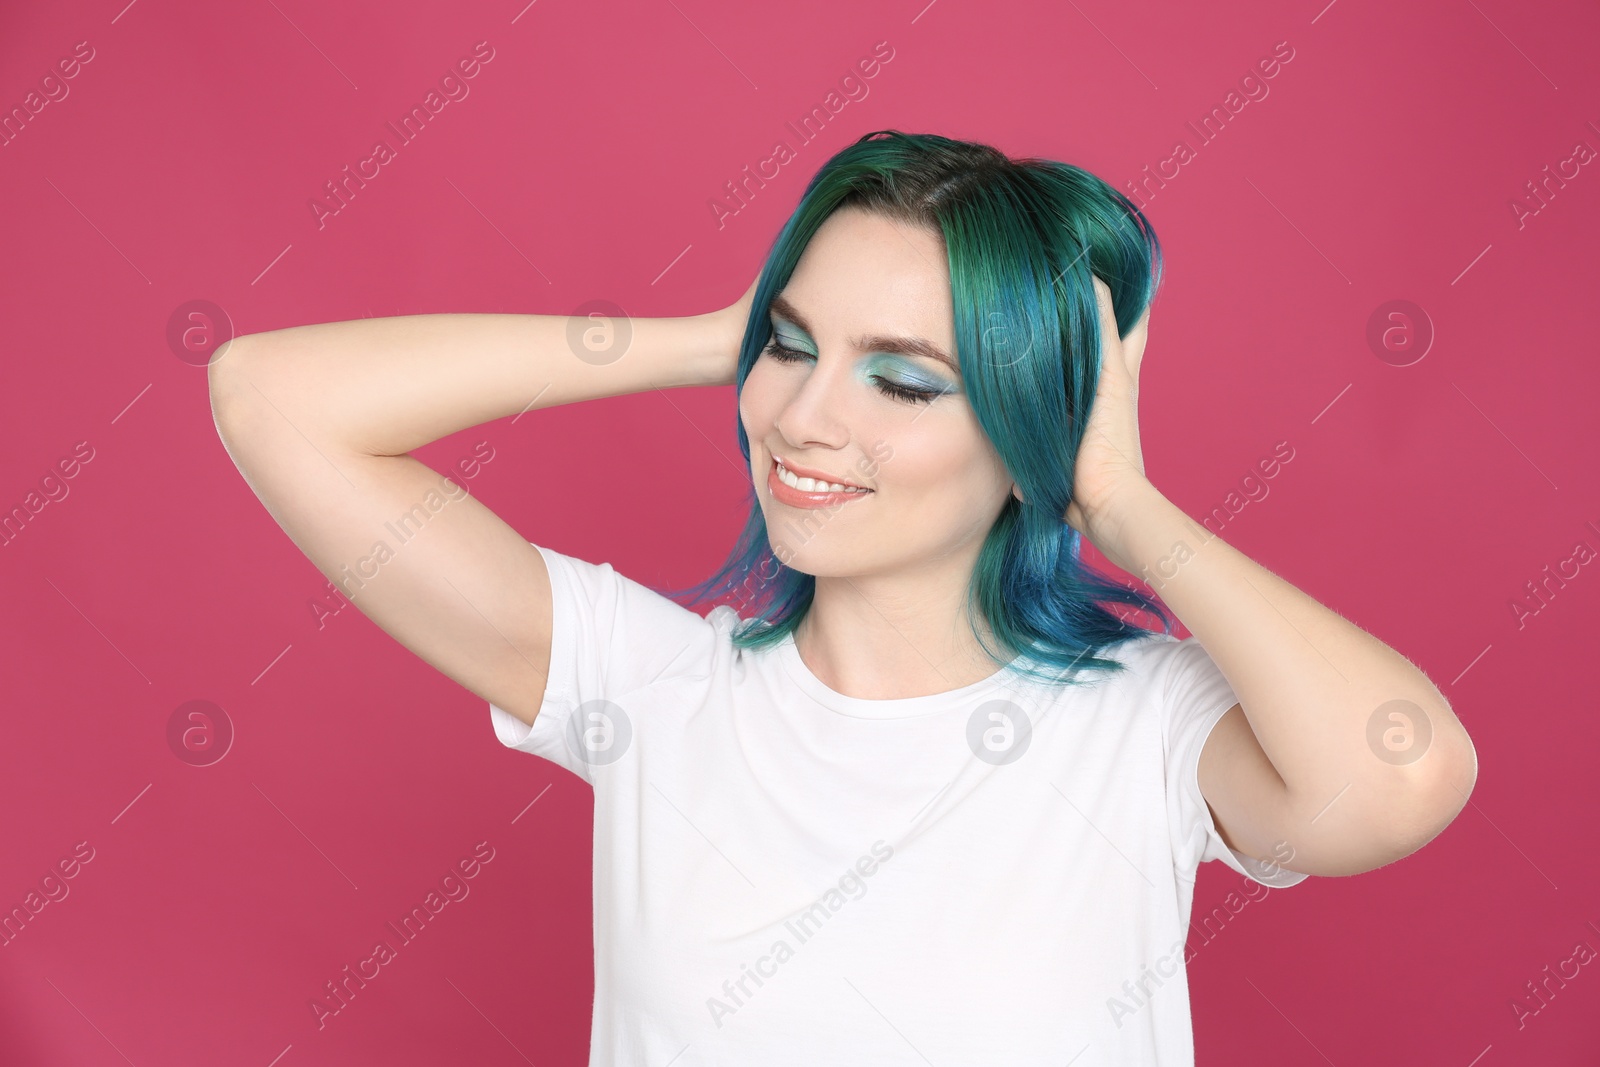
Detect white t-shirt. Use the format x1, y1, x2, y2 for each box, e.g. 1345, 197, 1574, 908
489, 543, 1309, 1066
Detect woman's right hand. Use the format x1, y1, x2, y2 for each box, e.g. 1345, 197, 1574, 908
703, 273, 760, 387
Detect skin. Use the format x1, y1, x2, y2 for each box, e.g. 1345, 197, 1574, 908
738, 206, 1020, 699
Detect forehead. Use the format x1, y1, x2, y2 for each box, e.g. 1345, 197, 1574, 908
778, 208, 954, 348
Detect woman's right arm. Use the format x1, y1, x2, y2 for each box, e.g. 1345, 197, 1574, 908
207, 302, 746, 728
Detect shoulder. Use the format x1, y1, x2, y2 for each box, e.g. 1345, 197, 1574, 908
1037, 631, 1222, 735
1002, 631, 1181, 728
534, 543, 740, 700
1062, 630, 1186, 699
1094, 631, 1215, 701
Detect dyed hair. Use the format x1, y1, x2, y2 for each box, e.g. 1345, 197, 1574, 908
660, 129, 1175, 687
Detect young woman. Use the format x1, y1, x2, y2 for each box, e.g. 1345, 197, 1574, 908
210, 130, 1477, 1065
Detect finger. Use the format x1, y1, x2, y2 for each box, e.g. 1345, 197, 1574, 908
1089, 276, 1123, 380
1096, 281, 1151, 387
1123, 307, 1150, 383
1090, 276, 1117, 344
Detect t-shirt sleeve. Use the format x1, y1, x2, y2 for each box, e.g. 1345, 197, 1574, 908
1158, 635, 1310, 889
487, 542, 718, 785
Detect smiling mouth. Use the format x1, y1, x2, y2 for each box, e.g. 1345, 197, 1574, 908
766, 457, 874, 507
773, 458, 871, 493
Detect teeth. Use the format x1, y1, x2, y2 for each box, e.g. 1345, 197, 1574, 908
776, 461, 869, 494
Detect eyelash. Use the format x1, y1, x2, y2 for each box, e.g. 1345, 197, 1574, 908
760, 339, 944, 406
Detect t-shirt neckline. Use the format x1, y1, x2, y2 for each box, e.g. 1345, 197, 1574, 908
776, 631, 1032, 719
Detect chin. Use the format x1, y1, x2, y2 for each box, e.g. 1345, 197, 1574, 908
767, 538, 891, 581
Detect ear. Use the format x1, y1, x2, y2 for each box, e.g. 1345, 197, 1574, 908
1011, 483, 1024, 504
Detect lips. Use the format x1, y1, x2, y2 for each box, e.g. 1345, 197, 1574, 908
766, 455, 874, 509
771, 454, 871, 491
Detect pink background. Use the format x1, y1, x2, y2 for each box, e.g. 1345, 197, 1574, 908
3, 0, 1598, 1063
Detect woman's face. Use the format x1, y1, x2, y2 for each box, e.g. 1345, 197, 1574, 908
739, 206, 1016, 581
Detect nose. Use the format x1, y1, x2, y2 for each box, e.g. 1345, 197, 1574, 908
773, 356, 854, 451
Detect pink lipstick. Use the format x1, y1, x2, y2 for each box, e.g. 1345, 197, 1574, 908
766, 456, 874, 510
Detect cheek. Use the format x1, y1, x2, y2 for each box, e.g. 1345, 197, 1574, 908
738, 366, 777, 433
886, 426, 1008, 505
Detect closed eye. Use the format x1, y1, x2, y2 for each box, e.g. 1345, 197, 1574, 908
760, 339, 950, 406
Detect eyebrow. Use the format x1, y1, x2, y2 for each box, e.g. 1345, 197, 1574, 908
769, 294, 960, 375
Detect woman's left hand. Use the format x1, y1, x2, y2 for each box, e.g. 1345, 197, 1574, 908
1062, 276, 1156, 562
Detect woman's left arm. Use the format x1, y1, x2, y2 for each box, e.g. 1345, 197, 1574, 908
1068, 279, 1478, 879
1102, 482, 1476, 878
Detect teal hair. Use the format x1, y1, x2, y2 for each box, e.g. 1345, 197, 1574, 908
659, 129, 1175, 687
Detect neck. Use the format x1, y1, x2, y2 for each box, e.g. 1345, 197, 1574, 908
793, 561, 1008, 700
